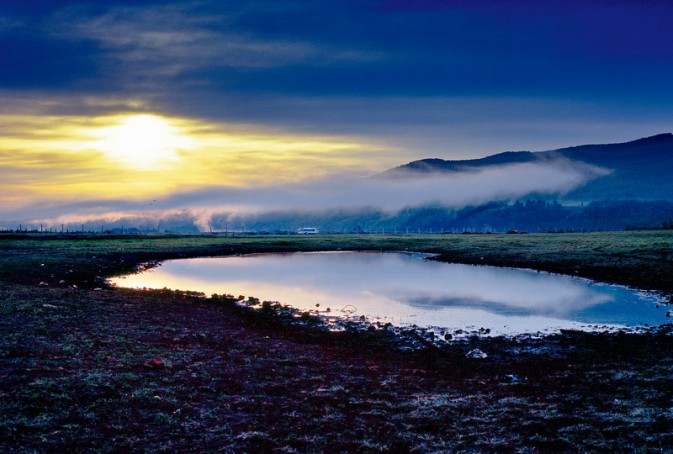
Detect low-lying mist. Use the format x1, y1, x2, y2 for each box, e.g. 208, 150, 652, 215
10, 158, 608, 232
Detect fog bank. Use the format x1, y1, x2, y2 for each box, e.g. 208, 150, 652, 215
4, 158, 608, 232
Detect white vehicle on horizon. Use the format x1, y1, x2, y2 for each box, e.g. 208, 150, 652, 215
297, 227, 319, 235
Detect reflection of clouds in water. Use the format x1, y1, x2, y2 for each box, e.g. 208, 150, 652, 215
379, 265, 614, 317
397, 293, 611, 317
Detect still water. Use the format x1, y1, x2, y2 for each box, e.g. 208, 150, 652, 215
111, 251, 669, 335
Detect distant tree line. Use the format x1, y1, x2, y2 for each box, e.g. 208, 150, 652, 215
212, 199, 673, 234
16, 199, 673, 235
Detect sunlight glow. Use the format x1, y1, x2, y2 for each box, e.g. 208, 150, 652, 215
0, 110, 400, 216
90, 114, 193, 169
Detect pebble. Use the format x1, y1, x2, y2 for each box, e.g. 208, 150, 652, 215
466, 348, 488, 359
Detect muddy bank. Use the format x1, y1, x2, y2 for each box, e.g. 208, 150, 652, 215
2, 283, 673, 452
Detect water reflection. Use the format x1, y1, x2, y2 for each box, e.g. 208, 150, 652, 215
112, 251, 668, 335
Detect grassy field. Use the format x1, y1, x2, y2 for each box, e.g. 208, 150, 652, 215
1, 231, 673, 451
2, 230, 673, 293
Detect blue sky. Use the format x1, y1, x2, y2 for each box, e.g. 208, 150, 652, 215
1, 0, 672, 225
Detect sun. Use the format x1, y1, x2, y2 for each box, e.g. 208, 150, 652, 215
92, 114, 193, 169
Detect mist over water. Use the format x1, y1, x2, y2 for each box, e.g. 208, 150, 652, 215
112, 251, 667, 335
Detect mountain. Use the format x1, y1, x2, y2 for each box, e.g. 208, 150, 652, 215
553, 133, 673, 200
384, 151, 538, 174
383, 133, 673, 201
224, 134, 673, 234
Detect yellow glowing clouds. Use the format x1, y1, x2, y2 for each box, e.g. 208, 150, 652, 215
0, 111, 398, 210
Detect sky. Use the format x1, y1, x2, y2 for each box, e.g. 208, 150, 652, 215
1, 0, 672, 228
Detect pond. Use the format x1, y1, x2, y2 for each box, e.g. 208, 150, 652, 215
111, 251, 669, 336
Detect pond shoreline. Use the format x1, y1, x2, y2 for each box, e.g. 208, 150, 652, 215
113, 250, 670, 340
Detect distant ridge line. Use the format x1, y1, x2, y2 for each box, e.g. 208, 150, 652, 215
382, 133, 673, 176
553, 132, 673, 152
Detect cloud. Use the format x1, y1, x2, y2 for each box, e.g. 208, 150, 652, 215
65, 7, 316, 70
171, 157, 605, 213
6, 157, 608, 231
43, 1, 383, 97
156, 92, 673, 160
0, 105, 402, 222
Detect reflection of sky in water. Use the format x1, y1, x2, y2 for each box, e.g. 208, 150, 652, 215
112, 252, 668, 335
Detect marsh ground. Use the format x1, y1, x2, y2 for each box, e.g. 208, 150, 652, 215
1, 232, 672, 452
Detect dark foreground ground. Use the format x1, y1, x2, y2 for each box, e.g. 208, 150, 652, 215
1, 233, 673, 452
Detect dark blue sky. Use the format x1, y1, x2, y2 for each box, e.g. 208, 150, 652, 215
1, 0, 672, 157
